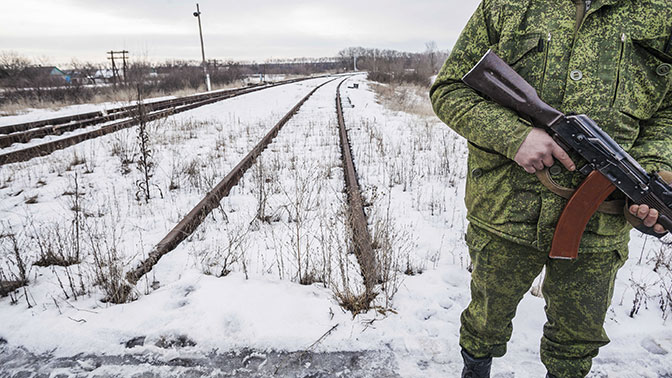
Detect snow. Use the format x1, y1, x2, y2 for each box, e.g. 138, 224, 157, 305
0, 270, 345, 356
0, 75, 671, 377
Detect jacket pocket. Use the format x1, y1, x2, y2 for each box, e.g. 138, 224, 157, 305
496, 32, 546, 90
467, 141, 509, 175
465, 223, 493, 275
465, 223, 493, 253
613, 35, 672, 120
497, 32, 543, 65
465, 143, 540, 225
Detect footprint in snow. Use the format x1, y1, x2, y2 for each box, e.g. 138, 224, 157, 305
493, 373, 515, 378
640, 336, 668, 355
438, 299, 453, 311
441, 271, 465, 287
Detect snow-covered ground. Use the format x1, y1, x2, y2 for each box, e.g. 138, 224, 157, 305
0, 75, 671, 377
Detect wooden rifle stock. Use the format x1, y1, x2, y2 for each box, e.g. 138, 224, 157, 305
462, 50, 563, 128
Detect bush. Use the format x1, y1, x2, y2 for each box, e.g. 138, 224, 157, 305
367, 72, 393, 84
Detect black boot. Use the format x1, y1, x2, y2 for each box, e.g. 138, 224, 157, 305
461, 349, 492, 378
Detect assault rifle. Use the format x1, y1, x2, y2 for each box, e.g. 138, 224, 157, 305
462, 50, 672, 259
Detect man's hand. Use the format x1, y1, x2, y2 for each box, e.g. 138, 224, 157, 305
514, 128, 576, 174
629, 204, 667, 234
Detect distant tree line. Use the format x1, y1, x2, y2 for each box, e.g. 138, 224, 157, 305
338, 42, 450, 86
0, 51, 347, 108
0, 45, 447, 108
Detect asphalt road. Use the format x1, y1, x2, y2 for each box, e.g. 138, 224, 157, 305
0, 343, 402, 378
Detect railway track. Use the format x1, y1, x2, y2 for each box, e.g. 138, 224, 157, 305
0, 77, 315, 166
123, 77, 338, 288
121, 75, 377, 306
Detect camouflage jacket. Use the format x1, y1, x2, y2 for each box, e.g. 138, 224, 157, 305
430, 0, 672, 253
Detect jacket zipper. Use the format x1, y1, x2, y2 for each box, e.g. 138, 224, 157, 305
539, 32, 552, 97
611, 33, 626, 107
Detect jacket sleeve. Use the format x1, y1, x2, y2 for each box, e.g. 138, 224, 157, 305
430, 0, 531, 160
628, 89, 672, 173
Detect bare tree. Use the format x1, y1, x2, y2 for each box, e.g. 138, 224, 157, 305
0, 51, 31, 88
338, 45, 450, 86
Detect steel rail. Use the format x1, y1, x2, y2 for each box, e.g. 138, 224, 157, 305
0, 280, 26, 297
335, 78, 377, 296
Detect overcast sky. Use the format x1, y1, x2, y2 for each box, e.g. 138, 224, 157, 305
1, 0, 480, 66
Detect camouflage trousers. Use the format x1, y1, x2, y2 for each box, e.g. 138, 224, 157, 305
460, 224, 627, 378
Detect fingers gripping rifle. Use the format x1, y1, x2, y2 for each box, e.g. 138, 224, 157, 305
462, 50, 672, 259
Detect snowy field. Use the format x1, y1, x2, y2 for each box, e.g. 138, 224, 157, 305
0, 75, 671, 377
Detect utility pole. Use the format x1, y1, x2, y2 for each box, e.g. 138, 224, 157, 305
107, 50, 129, 87
107, 51, 118, 87
120, 50, 129, 85
373, 50, 377, 73
193, 3, 212, 91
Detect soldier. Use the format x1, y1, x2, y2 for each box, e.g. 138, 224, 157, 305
430, 0, 672, 377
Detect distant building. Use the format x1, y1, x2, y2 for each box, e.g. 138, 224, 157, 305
64, 70, 95, 85
19, 66, 70, 85
93, 69, 119, 84
94, 69, 114, 79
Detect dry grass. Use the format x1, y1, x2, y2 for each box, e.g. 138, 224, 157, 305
371, 82, 436, 118
333, 290, 378, 316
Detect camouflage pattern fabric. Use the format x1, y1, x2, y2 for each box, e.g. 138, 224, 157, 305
430, 0, 672, 376
430, 0, 672, 254
462, 224, 626, 377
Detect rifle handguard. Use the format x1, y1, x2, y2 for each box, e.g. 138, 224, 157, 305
624, 170, 672, 236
